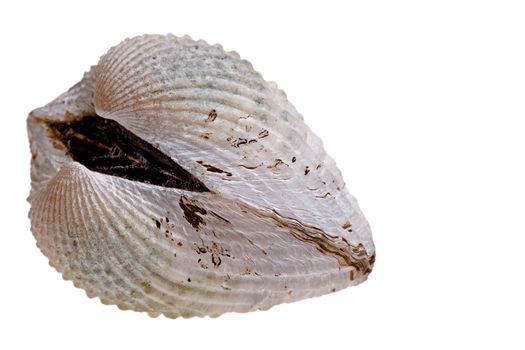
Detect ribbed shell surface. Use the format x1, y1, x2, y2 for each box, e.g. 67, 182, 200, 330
27, 34, 375, 318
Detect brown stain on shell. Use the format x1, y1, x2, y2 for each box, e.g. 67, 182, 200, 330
179, 196, 207, 231
196, 160, 232, 176
239, 204, 374, 276
206, 109, 217, 122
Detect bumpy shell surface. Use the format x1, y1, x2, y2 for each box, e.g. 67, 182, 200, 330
27, 34, 375, 318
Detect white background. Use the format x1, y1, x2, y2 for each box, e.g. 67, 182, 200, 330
1, 1, 524, 349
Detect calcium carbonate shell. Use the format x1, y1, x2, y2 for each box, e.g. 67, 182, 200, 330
27, 34, 375, 318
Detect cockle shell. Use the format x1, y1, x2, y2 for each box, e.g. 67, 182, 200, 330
27, 34, 375, 318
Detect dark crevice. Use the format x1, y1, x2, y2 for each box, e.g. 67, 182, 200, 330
47, 114, 209, 192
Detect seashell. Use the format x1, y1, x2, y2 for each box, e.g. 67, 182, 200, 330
27, 34, 375, 318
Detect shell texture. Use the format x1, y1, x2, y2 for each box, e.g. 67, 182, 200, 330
27, 34, 375, 318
